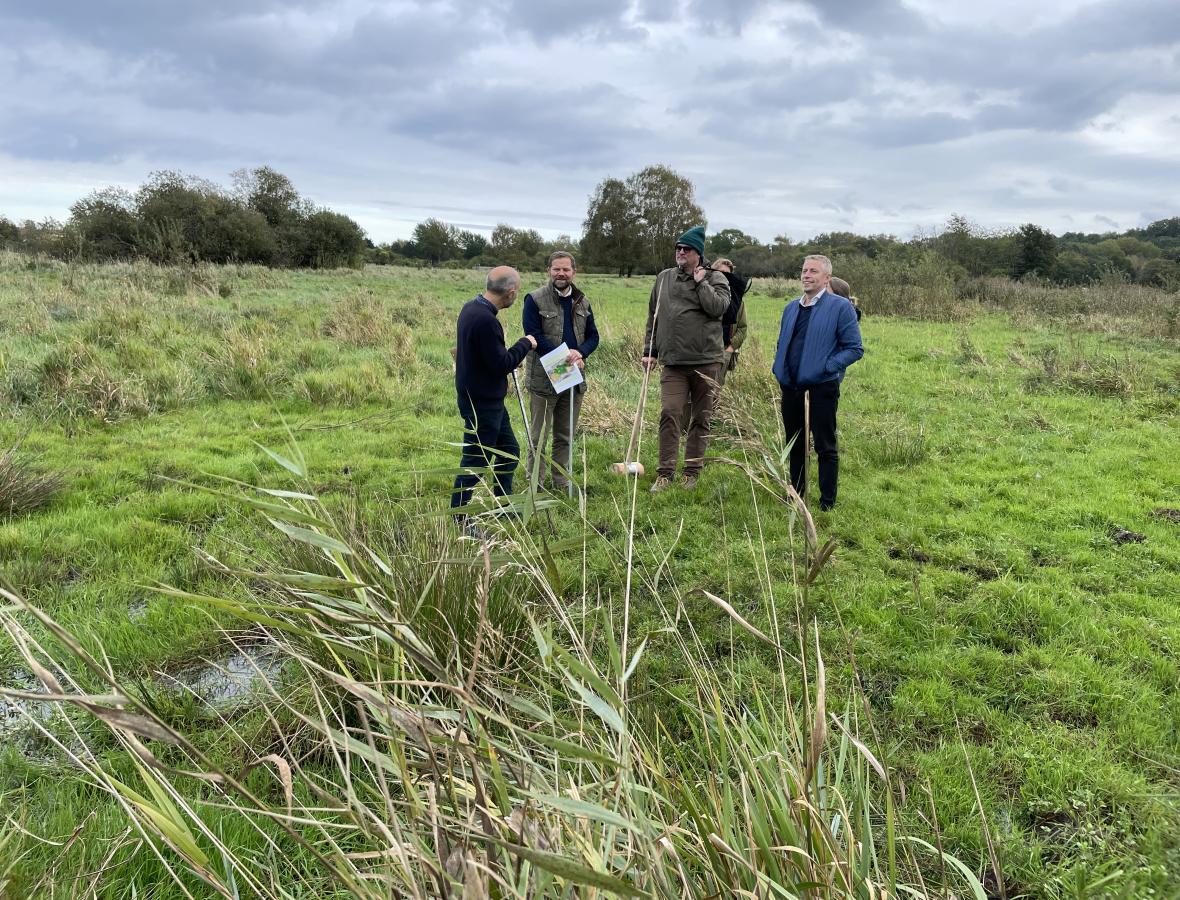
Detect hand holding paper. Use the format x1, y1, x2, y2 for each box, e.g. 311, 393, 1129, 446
540, 342, 584, 394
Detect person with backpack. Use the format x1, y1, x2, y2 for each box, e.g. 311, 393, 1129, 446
711, 257, 749, 387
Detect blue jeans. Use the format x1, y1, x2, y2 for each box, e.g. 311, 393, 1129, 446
450, 396, 520, 513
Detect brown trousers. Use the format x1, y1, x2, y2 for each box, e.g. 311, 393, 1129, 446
657, 362, 723, 477
527, 388, 584, 488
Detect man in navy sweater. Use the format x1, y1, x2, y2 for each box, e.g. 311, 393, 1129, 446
451, 266, 537, 523
772, 255, 863, 511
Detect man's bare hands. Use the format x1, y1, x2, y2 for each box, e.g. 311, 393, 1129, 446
567, 348, 585, 370
525, 334, 538, 349
641, 356, 657, 370
693, 266, 707, 283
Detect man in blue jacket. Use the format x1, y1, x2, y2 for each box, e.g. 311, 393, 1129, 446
772, 255, 863, 511
451, 266, 537, 525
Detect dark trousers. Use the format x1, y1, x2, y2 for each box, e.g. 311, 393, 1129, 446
780, 380, 840, 508
658, 362, 723, 477
450, 396, 519, 512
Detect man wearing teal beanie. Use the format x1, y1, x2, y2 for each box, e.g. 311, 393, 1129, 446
641, 226, 731, 491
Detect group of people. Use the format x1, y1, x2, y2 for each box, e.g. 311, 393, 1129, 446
449, 226, 864, 532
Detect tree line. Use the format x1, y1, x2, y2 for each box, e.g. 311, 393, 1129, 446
0, 168, 367, 268
372, 163, 1180, 288
3, 163, 1178, 288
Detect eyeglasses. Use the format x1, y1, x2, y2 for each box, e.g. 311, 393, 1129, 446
674, 245, 694, 253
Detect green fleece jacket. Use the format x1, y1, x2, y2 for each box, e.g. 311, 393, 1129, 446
642, 266, 731, 366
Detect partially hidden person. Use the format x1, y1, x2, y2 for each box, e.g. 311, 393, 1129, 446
711, 257, 749, 388
829, 275, 862, 321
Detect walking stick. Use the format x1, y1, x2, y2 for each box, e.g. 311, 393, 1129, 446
611, 276, 664, 476
511, 367, 543, 495
511, 369, 533, 456
568, 389, 576, 498
803, 389, 810, 503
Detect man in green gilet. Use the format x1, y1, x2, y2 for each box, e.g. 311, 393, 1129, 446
522, 250, 600, 492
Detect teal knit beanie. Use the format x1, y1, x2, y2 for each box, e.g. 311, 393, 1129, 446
676, 225, 705, 256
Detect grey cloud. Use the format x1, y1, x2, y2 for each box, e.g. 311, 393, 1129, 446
821, 195, 860, 216
498, 0, 646, 42
0, 1, 309, 53
802, 0, 925, 36
839, 111, 975, 148
0, 109, 230, 164
388, 80, 644, 166
673, 52, 867, 141
683, 0, 775, 31
632, 0, 677, 24
1, 2, 482, 118
729, 0, 1173, 149
1056, 0, 1180, 53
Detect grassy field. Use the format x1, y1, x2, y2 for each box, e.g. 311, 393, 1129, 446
1, 252, 1178, 897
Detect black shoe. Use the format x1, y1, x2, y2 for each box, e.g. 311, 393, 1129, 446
818, 500, 835, 512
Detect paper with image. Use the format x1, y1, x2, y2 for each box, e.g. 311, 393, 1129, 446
540, 342, 583, 394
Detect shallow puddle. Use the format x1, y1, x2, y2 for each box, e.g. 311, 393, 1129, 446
0, 670, 60, 756
163, 645, 284, 708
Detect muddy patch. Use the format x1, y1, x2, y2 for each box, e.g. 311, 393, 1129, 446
1108, 525, 1146, 545
886, 545, 931, 564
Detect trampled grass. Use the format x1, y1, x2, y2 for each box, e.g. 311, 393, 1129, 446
1, 253, 1178, 896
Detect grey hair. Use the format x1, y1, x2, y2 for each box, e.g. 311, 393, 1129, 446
803, 254, 832, 275
548, 250, 576, 268
486, 270, 520, 296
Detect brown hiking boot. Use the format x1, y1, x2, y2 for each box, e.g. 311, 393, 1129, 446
679, 473, 698, 490
649, 476, 672, 493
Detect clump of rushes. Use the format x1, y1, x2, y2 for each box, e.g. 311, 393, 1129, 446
0, 434, 988, 899
0, 448, 63, 518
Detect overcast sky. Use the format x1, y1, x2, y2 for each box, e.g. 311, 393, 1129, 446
2, 0, 1178, 244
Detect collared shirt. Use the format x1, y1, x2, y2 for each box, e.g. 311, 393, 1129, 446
800, 288, 826, 308
475, 294, 498, 315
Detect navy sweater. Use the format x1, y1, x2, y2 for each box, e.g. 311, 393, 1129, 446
784, 303, 814, 385
455, 296, 532, 404
772, 290, 864, 387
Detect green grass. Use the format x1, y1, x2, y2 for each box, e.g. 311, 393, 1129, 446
1, 253, 1179, 896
